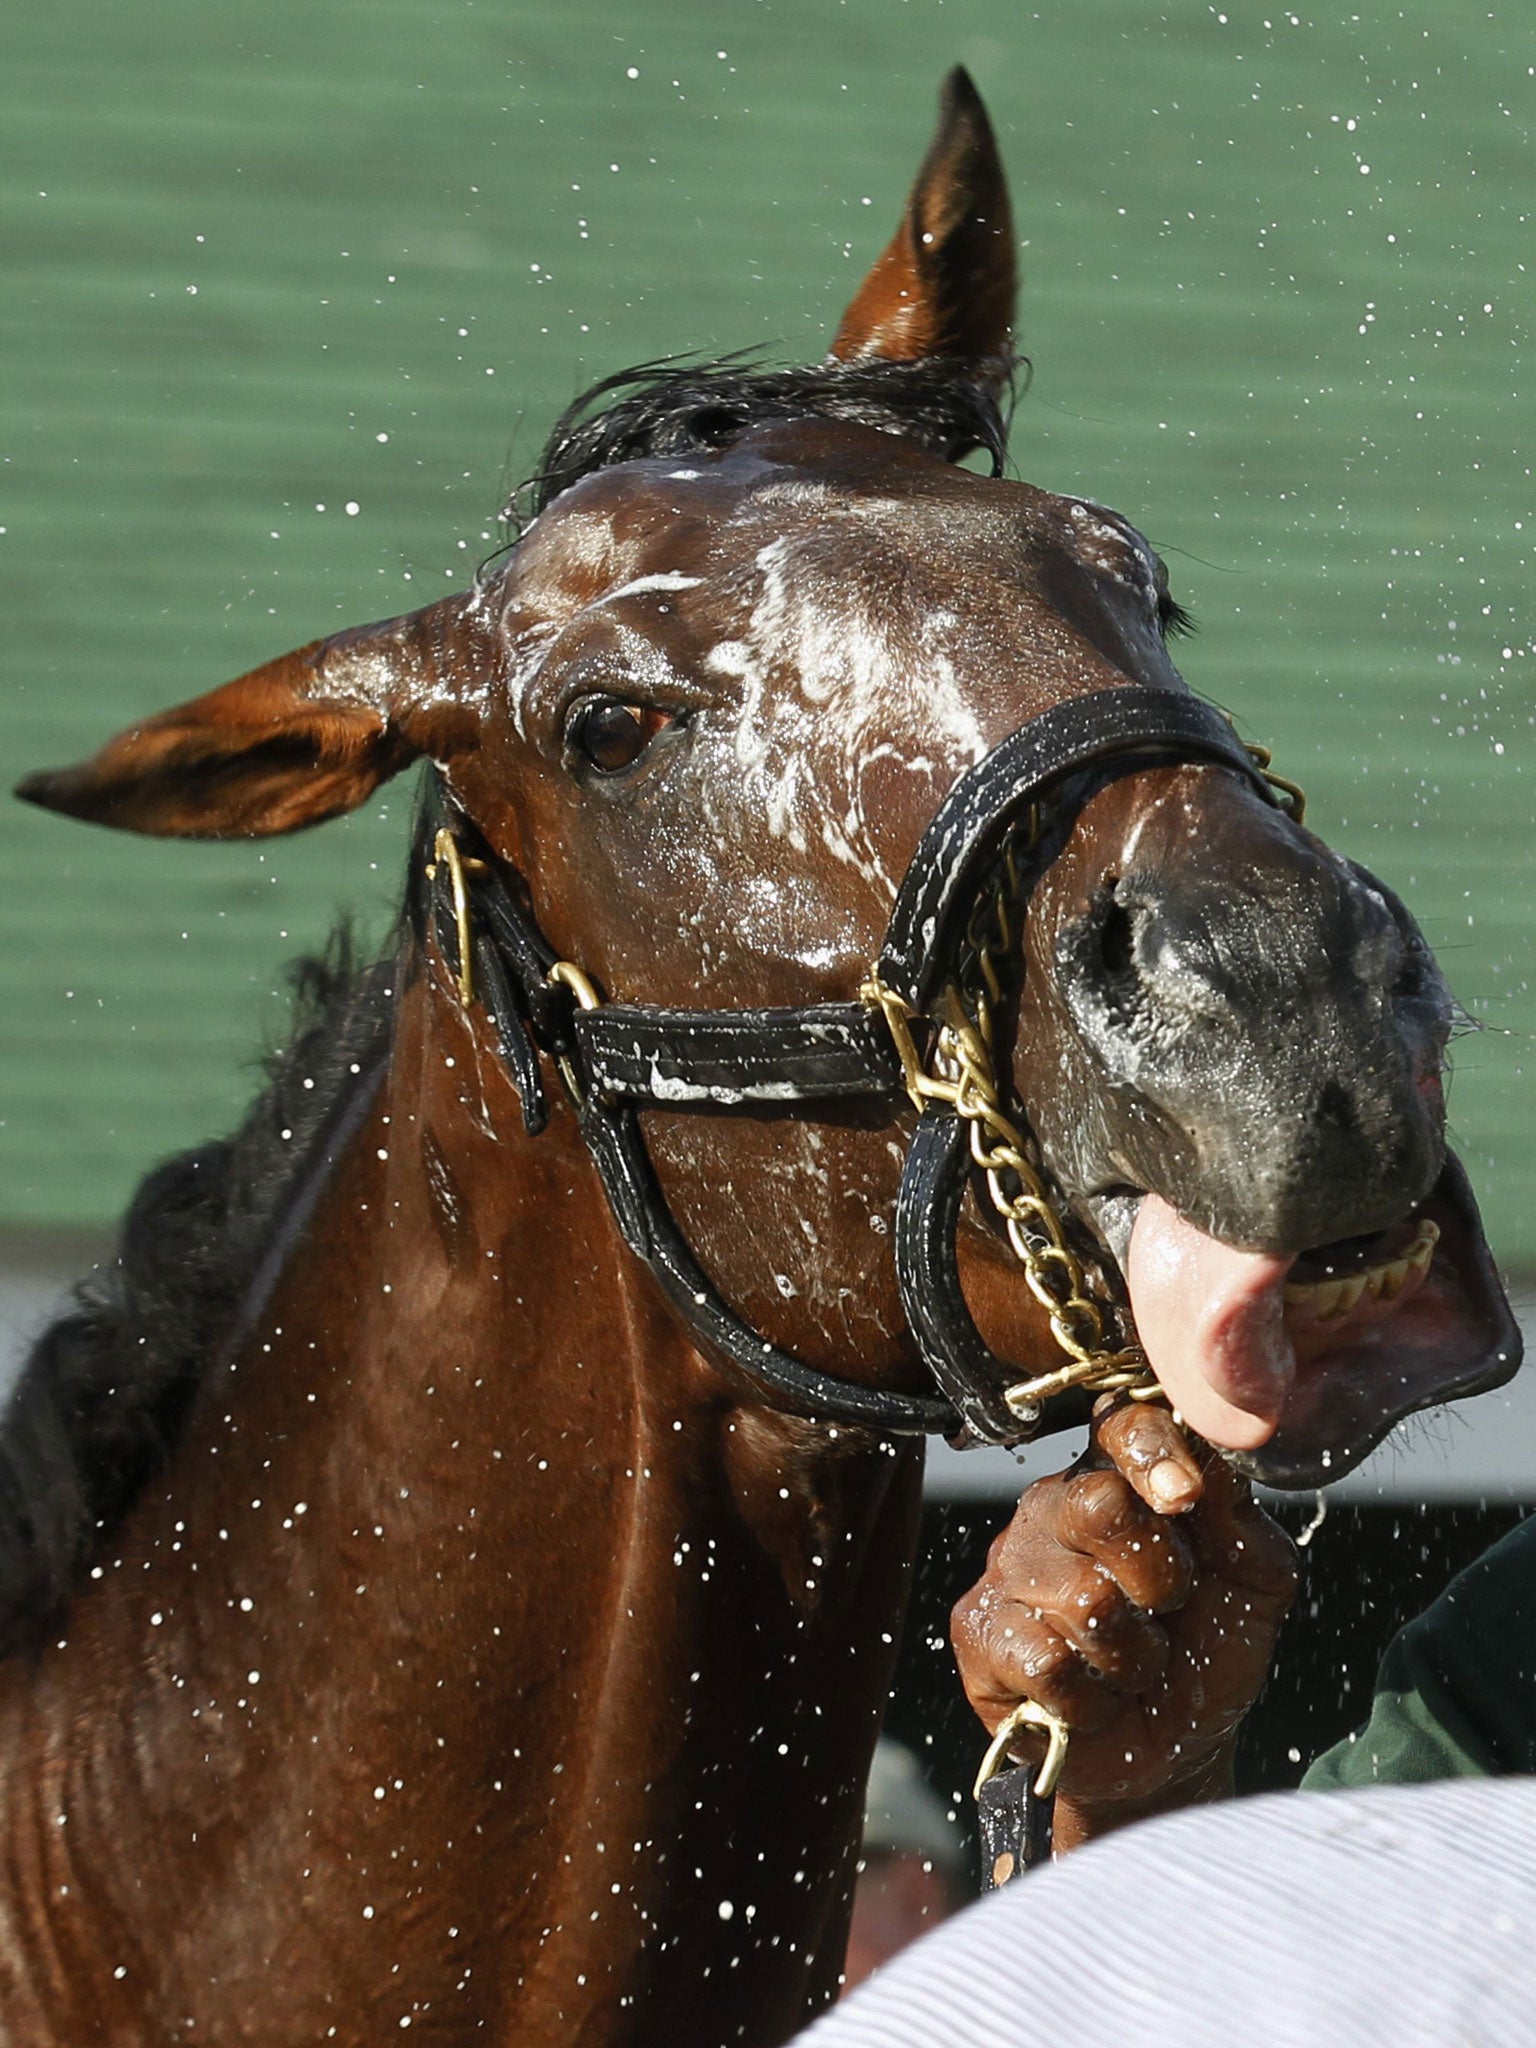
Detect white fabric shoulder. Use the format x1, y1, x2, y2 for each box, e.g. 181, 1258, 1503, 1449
796, 1776, 1536, 2048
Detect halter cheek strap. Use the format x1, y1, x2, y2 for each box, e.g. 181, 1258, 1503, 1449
429, 837, 952, 1436
426, 685, 1288, 1445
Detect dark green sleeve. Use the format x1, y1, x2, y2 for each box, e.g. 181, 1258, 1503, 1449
1302, 1514, 1536, 1791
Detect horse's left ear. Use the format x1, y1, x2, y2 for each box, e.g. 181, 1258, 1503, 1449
15, 596, 483, 839
829, 67, 1016, 367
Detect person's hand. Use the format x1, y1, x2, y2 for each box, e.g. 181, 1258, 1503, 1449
951, 1396, 1298, 1849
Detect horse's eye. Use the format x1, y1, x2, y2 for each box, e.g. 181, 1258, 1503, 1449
566, 696, 673, 774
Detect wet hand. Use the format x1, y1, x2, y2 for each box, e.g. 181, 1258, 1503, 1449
951, 1397, 1297, 1842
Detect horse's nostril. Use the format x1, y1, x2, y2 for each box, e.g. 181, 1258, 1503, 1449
1057, 881, 1146, 1039
1098, 893, 1135, 979
1317, 1079, 1357, 1136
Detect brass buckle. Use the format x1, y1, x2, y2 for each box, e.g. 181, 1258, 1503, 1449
547, 960, 604, 1108
547, 961, 603, 1013
427, 828, 483, 1011
859, 977, 934, 1113
973, 1697, 1070, 1803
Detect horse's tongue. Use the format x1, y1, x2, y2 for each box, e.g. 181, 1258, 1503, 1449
1127, 1193, 1296, 1452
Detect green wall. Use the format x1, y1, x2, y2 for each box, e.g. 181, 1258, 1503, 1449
4, 1, 1533, 1262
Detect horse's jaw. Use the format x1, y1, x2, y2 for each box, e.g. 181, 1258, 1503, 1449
1083, 1155, 1521, 1489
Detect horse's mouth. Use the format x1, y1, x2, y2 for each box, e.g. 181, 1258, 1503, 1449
1085, 1154, 1521, 1489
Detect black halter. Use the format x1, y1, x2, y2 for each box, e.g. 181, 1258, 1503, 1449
427, 686, 1284, 1446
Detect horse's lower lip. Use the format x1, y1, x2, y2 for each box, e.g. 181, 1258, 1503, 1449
1084, 1159, 1520, 1489
1235, 1161, 1520, 1487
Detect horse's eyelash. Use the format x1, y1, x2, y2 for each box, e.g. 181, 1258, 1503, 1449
1159, 596, 1196, 639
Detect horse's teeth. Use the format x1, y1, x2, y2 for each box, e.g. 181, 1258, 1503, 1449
1327, 1273, 1369, 1319
1282, 1219, 1440, 1317
1376, 1257, 1410, 1300
1408, 1218, 1441, 1270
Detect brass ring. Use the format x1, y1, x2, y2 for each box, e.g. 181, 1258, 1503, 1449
432, 828, 477, 1011
973, 1698, 1071, 1803
548, 960, 603, 1012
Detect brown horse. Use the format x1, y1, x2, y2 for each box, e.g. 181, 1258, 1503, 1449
8, 71, 1518, 2047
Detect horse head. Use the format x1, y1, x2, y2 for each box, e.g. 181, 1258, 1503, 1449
19, 70, 1518, 1490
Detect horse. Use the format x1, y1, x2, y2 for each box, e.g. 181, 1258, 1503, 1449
8, 69, 1519, 2047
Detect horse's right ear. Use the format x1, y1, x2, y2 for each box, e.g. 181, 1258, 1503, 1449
15, 597, 482, 839
829, 67, 1016, 368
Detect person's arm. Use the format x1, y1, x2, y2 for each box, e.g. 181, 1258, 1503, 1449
951, 1397, 1297, 1851
1303, 1514, 1536, 1791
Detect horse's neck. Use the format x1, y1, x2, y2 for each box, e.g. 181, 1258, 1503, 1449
7, 970, 924, 2046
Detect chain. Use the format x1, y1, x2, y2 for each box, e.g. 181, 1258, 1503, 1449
863, 819, 1165, 1422
863, 969, 1161, 1419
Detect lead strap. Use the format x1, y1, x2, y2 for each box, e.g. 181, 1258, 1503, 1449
973, 1697, 1070, 1886
977, 1769, 1054, 1885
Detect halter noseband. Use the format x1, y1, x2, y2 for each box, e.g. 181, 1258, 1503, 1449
425, 686, 1292, 1446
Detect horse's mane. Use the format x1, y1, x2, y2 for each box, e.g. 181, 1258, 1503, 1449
0, 916, 403, 1656
5, 354, 1010, 1655
520, 352, 1014, 516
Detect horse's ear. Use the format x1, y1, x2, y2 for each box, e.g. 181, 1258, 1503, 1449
829, 67, 1015, 367
15, 598, 481, 839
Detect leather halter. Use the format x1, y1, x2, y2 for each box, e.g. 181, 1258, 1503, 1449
426, 686, 1285, 1445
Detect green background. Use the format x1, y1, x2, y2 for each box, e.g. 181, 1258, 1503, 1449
4, 1, 1533, 1260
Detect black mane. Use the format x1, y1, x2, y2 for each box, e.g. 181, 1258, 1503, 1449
0, 924, 400, 1655
521, 352, 1014, 515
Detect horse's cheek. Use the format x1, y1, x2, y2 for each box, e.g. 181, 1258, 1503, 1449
645, 1113, 911, 1366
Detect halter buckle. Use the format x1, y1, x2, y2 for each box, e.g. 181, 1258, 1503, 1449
973, 1697, 1070, 1803
427, 828, 487, 1011
547, 961, 603, 1013
546, 960, 604, 1109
